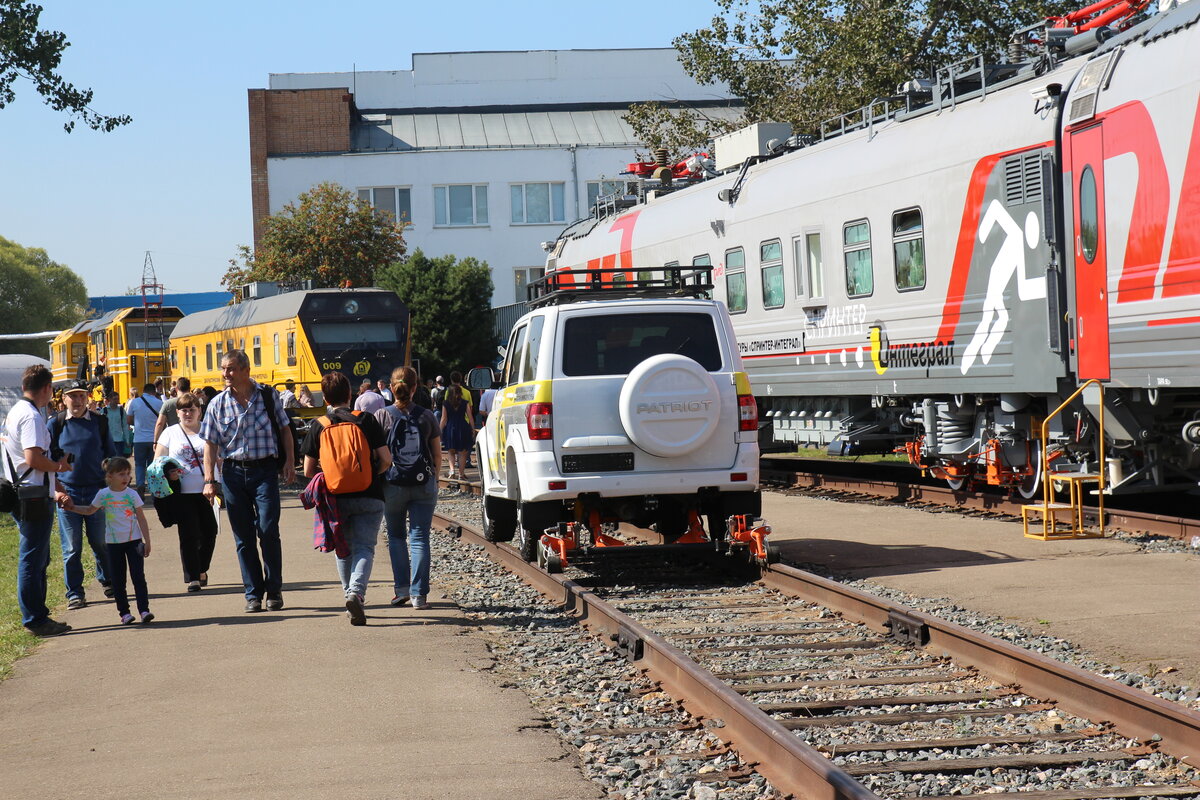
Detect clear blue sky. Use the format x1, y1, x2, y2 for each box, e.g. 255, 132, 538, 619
0, 0, 717, 297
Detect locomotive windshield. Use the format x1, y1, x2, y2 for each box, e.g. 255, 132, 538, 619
561, 313, 722, 376
125, 321, 177, 350
309, 321, 403, 350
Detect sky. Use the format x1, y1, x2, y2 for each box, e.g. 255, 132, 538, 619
0, 0, 718, 298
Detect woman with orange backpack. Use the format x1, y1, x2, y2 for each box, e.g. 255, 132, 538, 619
300, 371, 392, 626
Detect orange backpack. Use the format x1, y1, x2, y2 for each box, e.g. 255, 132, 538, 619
316, 411, 373, 494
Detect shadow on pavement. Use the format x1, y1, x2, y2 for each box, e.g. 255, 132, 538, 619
775, 537, 1023, 578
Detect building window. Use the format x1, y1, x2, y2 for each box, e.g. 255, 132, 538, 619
253, 336, 262, 367
273, 333, 280, 365
843, 220, 874, 298
511, 182, 565, 224
795, 232, 825, 300
892, 208, 925, 291
725, 247, 747, 314
286, 332, 296, 367
434, 184, 488, 226
760, 239, 785, 310
514, 267, 545, 298
586, 180, 625, 211
358, 187, 411, 223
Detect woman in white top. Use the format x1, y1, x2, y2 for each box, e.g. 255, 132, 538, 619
154, 392, 217, 592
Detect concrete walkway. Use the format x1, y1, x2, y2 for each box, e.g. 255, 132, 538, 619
0, 494, 599, 800
763, 491, 1200, 688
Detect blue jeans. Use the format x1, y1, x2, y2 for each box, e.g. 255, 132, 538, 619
383, 481, 437, 598
334, 496, 384, 600
14, 508, 54, 627
133, 441, 155, 488
221, 462, 282, 600
57, 483, 109, 600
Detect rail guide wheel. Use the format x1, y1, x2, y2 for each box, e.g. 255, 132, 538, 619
726, 514, 777, 566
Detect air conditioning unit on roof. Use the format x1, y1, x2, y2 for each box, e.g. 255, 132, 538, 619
714, 122, 794, 172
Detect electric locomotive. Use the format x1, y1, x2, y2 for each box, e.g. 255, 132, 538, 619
545, 1, 1200, 496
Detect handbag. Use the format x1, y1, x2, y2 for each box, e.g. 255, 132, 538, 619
0, 446, 32, 515
15, 479, 51, 522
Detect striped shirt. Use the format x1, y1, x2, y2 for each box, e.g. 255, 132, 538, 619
198, 381, 290, 461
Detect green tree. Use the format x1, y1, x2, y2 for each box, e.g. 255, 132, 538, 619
0, 1, 131, 132
377, 249, 496, 380
625, 0, 1076, 154
225, 182, 406, 297
0, 234, 88, 354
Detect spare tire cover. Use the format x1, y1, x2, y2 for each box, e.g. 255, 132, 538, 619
619, 354, 721, 458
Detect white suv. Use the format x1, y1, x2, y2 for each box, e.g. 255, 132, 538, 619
476, 278, 761, 561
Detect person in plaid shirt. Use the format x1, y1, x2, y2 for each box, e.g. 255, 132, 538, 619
200, 350, 295, 613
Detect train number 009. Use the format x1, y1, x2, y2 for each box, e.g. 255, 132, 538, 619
322, 360, 342, 371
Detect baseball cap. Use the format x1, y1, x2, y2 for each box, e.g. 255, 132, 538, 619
63, 380, 89, 394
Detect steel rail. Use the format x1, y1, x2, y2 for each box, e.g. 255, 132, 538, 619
435, 511, 884, 800
759, 563, 1200, 767
762, 466, 1200, 542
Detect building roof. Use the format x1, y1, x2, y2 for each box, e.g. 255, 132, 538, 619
350, 106, 744, 152
170, 288, 393, 339
88, 291, 234, 317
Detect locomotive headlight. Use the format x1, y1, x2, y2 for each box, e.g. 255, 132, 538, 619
343, 300, 359, 314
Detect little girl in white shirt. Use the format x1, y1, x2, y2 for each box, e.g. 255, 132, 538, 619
72, 456, 154, 625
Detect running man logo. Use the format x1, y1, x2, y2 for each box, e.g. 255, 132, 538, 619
869, 325, 957, 375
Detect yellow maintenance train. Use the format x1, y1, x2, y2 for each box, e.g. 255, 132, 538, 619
49, 306, 183, 400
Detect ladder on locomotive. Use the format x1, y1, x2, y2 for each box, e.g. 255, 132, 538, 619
1021, 380, 1106, 540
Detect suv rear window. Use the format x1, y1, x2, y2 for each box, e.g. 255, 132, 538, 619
562, 312, 723, 376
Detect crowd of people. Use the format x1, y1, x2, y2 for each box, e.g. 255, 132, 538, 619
2, 354, 488, 636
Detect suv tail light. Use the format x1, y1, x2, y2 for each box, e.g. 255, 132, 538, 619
527, 402, 553, 440
737, 394, 757, 432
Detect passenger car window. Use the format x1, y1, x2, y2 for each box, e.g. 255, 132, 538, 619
562, 313, 723, 376
892, 208, 925, 291
506, 325, 528, 386
724, 247, 747, 314
760, 239, 784, 309
843, 220, 873, 298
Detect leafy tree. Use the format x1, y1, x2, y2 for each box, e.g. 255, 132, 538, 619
0, 1, 131, 132
225, 182, 406, 296
376, 249, 496, 380
0, 234, 88, 355
626, 0, 1075, 154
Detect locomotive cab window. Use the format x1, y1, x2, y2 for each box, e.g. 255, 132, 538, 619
724, 247, 747, 314
892, 208, 926, 291
760, 239, 785, 309
1079, 166, 1098, 264
843, 220, 874, 298
286, 332, 297, 367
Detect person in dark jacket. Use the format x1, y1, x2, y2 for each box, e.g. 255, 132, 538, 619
48, 380, 116, 609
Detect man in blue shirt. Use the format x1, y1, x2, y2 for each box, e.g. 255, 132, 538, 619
200, 350, 294, 613
48, 380, 116, 608
127, 383, 162, 491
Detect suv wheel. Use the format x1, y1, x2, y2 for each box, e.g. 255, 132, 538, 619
482, 495, 516, 543
516, 500, 560, 562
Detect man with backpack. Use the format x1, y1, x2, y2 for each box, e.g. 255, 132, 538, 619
47, 380, 116, 609
301, 370, 391, 626
374, 367, 441, 610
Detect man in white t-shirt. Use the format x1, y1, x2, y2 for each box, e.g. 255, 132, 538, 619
353, 378, 385, 414
2, 365, 72, 637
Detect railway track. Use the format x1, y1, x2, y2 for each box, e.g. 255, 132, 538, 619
432, 502, 1200, 800
760, 458, 1200, 544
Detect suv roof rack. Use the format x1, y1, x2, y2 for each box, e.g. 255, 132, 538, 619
527, 266, 714, 308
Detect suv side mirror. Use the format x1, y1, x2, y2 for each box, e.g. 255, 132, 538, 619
466, 366, 496, 390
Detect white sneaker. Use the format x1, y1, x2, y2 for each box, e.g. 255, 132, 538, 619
413, 596, 431, 610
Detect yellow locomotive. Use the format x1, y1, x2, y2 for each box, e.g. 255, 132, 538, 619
51, 306, 183, 401
168, 287, 411, 397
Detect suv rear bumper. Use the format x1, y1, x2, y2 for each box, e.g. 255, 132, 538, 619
514, 446, 760, 503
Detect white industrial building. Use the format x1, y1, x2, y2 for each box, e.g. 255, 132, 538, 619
249, 49, 739, 307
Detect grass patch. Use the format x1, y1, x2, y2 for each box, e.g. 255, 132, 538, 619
780, 446, 909, 464
0, 516, 68, 680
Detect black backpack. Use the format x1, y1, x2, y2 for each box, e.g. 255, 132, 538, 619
383, 406, 432, 486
